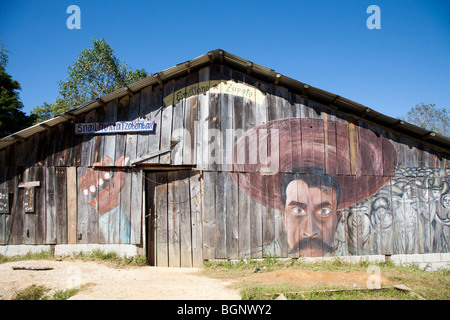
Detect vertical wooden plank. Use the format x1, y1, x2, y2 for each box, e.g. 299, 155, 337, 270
125, 93, 141, 163
262, 174, 275, 257
220, 66, 233, 172
25, 134, 38, 167
102, 99, 118, 162
237, 173, 251, 258
66, 167, 77, 244
137, 87, 152, 162
377, 182, 394, 255
382, 131, 397, 177
225, 171, 239, 260
344, 175, 358, 256
115, 96, 129, 164
286, 172, 303, 258
146, 84, 163, 164
290, 117, 302, 174
23, 168, 35, 244
323, 114, 336, 176
208, 65, 222, 171
146, 172, 157, 265
91, 107, 104, 165
196, 67, 210, 170
55, 167, 67, 244
161, 80, 175, 164
168, 171, 180, 267
250, 172, 263, 258
71, 114, 84, 167
335, 121, 352, 176
0, 167, 8, 244
202, 171, 216, 260
155, 172, 169, 267
96, 168, 110, 244
60, 120, 74, 167
242, 73, 259, 174
190, 171, 203, 267
130, 169, 142, 244
10, 166, 24, 244
15, 140, 26, 168
80, 110, 96, 167
179, 171, 192, 267
76, 166, 99, 244
172, 77, 186, 166
115, 169, 131, 244
183, 73, 199, 165
215, 171, 226, 258
36, 131, 48, 166
5, 166, 17, 244
33, 167, 45, 245
45, 167, 56, 244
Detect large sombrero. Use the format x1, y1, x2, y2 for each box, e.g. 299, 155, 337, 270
229, 118, 397, 211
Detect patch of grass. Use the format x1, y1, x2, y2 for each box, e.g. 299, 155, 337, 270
11, 285, 80, 300
71, 249, 147, 266
0, 249, 147, 267
203, 258, 450, 300
0, 250, 55, 264
12, 285, 49, 300
241, 283, 413, 300
51, 288, 80, 300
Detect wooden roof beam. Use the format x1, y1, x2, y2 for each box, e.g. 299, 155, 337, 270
391, 120, 405, 129
302, 84, 310, 97
422, 131, 436, 140
246, 62, 253, 75
154, 73, 164, 86
39, 123, 52, 130
61, 112, 77, 120
208, 51, 214, 63
185, 62, 191, 74
96, 98, 107, 108
126, 86, 135, 97
361, 107, 372, 118
12, 135, 25, 143
274, 73, 281, 85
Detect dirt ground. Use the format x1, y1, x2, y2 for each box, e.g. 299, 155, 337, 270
0, 259, 240, 300
246, 268, 393, 288
0, 259, 393, 300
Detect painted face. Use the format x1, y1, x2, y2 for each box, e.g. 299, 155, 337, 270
284, 179, 338, 257
442, 195, 450, 209
432, 189, 441, 200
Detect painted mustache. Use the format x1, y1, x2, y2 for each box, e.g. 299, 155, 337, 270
289, 238, 332, 256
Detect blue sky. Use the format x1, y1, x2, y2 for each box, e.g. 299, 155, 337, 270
1, 0, 449, 119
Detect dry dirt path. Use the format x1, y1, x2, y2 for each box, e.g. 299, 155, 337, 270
0, 259, 241, 300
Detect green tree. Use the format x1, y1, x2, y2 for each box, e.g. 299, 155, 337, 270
0, 43, 36, 138
31, 38, 148, 122
404, 103, 450, 137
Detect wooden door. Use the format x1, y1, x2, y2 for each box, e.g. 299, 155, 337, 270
146, 170, 203, 267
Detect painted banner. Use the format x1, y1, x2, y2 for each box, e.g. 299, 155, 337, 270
163, 80, 266, 107
75, 120, 156, 135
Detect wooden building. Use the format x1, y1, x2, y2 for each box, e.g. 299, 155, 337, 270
0, 49, 449, 267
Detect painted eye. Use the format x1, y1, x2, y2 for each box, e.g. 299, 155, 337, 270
316, 208, 331, 216
291, 208, 306, 216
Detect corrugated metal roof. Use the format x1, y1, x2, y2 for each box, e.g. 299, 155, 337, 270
1, 49, 449, 154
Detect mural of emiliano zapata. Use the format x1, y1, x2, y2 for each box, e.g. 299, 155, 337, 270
231, 118, 397, 257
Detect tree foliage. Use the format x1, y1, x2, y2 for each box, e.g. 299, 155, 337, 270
404, 103, 450, 137
0, 43, 36, 138
31, 38, 148, 122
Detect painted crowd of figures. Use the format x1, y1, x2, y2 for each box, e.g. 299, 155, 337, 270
334, 168, 450, 256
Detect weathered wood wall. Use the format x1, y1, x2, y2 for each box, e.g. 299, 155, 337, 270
0, 63, 449, 262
